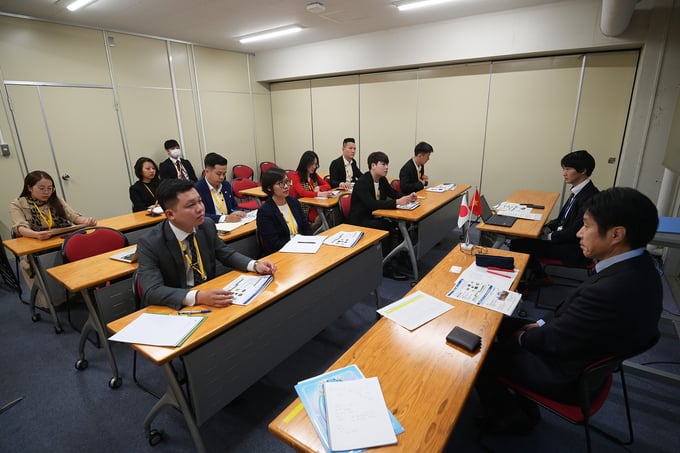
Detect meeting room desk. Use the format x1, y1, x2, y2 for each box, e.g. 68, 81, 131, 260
2, 211, 165, 333
107, 225, 388, 452
373, 183, 470, 281
45, 220, 258, 388
269, 246, 530, 452
239, 185, 267, 205
475, 189, 559, 248
298, 190, 350, 232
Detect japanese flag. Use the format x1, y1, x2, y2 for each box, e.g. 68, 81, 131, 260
457, 193, 470, 228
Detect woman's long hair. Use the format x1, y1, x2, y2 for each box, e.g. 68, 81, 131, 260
20, 170, 68, 219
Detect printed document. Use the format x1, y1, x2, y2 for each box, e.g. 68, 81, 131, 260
324, 231, 364, 248
446, 263, 522, 316
109, 313, 205, 347
377, 290, 453, 331
279, 235, 326, 253
215, 210, 257, 233
426, 183, 457, 192
224, 274, 273, 305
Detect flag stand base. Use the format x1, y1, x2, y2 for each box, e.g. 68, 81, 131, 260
460, 243, 474, 251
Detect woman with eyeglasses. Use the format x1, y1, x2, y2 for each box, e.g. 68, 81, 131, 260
290, 150, 332, 230
256, 167, 313, 255
9, 170, 96, 241
129, 157, 161, 212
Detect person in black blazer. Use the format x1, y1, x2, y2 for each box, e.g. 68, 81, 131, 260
256, 168, 313, 255
399, 141, 433, 194
348, 151, 417, 279
476, 187, 662, 433
329, 137, 362, 190
511, 150, 600, 276
137, 179, 275, 310
129, 157, 160, 212
157, 139, 198, 182
195, 152, 244, 223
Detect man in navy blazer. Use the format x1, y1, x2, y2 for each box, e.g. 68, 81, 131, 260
158, 139, 198, 182
398, 141, 433, 194
195, 152, 245, 223
511, 150, 600, 277
476, 187, 662, 433
137, 179, 275, 310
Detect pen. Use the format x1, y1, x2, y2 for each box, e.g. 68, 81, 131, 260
178, 310, 212, 315
488, 266, 513, 272
0, 396, 23, 414
298, 241, 316, 244
487, 270, 511, 278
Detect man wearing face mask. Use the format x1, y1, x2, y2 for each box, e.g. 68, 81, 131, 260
158, 139, 198, 182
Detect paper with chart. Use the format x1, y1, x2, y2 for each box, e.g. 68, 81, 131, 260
324, 377, 397, 451
109, 313, 205, 347
446, 263, 522, 316
215, 210, 257, 233
377, 290, 453, 331
324, 231, 364, 248
224, 274, 273, 305
426, 183, 457, 192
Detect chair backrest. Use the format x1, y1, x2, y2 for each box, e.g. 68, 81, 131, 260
61, 227, 128, 263
132, 270, 143, 309
339, 193, 352, 221
285, 170, 298, 197
391, 179, 401, 193
233, 164, 254, 180
259, 161, 278, 178
324, 174, 331, 185
231, 177, 258, 198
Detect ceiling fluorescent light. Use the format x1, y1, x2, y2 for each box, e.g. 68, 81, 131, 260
238, 25, 303, 44
397, 0, 455, 12
67, 0, 97, 12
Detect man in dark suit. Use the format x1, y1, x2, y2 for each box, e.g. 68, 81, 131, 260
158, 139, 199, 182
399, 141, 433, 194
511, 150, 600, 281
195, 152, 245, 223
348, 151, 417, 280
137, 179, 275, 310
476, 187, 662, 433
329, 137, 362, 190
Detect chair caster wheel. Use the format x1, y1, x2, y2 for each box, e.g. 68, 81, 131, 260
109, 377, 122, 389
75, 359, 88, 370
31, 313, 41, 322
55, 325, 64, 334
148, 429, 163, 446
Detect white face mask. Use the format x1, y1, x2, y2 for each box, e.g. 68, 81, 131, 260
169, 148, 182, 159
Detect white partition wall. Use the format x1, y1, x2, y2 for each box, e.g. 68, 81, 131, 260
270, 80, 313, 171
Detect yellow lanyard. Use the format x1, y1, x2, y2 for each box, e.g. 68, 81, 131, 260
417, 165, 423, 182
210, 188, 228, 214
32, 202, 53, 229
346, 162, 353, 179
143, 183, 155, 199
284, 203, 298, 235
178, 235, 206, 282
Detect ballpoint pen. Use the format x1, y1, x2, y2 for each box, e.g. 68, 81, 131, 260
178, 310, 212, 315
487, 270, 511, 278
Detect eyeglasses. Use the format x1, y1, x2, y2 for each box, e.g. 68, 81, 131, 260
276, 179, 292, 188
34, 185, 55, 193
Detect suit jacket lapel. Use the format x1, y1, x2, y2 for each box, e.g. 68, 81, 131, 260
163, 220, 187, 287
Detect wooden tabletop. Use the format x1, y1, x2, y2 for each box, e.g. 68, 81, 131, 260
475, 189, 559, 238
372, 184, 470, 222
46, 221, 257, 293
269, 246, 529, 452
2, 211, 165, 257
298, 189, 350, 208
239, 186, 267, 199
107, 225, 388, 366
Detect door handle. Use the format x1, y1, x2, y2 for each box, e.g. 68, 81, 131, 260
61, 174, 70, 181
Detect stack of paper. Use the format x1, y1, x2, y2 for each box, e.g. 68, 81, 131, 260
446, 263, 522, 316
215, 210, 257, 233
396, 201, 420, 210
109, 313, 205, 347
494, 202, 543, 220
224, 274, 273, 305
294, 364, 404, 453
377, 290, 453, 331
324, 231, 364, 248
279, 235, 326, 253
426, 183, 457, 192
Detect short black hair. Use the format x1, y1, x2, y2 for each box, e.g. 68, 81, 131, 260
133, 157, 158, 180
367, 151, 389, 168
561, 150, 595, 176
261, 167, 287, 197
343, 138, 355, 146
414, 141, 433, 155
584, 187, 658, 249
164, 139, 180, 150
204, 152, 228, 168
156, 178, 196, 210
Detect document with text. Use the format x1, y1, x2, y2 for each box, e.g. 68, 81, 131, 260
377, 290, 453, 331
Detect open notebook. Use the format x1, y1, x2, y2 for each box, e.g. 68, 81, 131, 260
110, 246, 138, 263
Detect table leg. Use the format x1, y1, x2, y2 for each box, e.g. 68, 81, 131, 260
382, 220, 418, 280
75, 289, 121, 389
26, 254, 62, 333
315, 207, 329, 233
142, 363, 206, 452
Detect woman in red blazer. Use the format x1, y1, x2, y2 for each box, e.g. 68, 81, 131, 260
290, 150, 331, 230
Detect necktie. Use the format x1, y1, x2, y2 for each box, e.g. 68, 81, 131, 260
186, 233, 204, 285
346, 163, 353, 180
561, 194, 575, 221
418, 166, 424, 182
176, 160, 186, 180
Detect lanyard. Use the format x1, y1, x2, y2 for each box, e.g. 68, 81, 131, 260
284, 203, 298, 235
32, 202, 53, 229
178, 235, 206, 282
143, 183, 155, 199
210, 188, 228, 214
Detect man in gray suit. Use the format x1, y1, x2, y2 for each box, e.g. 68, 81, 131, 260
137, 179, 275, 309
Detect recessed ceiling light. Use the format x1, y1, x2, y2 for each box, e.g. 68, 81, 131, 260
395, 0, 456, 12
238, 25, 304, 44
67, 0, 98, 12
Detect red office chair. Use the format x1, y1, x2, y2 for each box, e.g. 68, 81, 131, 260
61, 227, 129, 331
232, 164, 254, 181
339, 193, 352, 221
259, 161, 278, 179
497, 334, 659, 453
391, 179, 401, 193
285, 170, 298, 197
324, 174, 331, 186
231, 178, 261, 211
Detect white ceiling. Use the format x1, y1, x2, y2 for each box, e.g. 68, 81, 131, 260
0, 0, 572, 54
